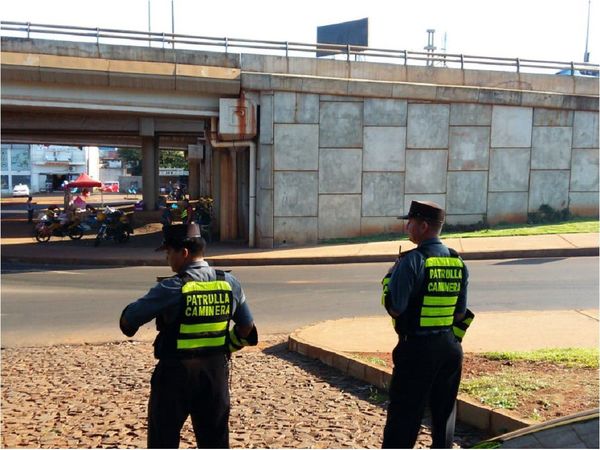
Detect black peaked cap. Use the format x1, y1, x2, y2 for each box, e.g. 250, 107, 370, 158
155, 223, 202, 251
399, 200, 445, 223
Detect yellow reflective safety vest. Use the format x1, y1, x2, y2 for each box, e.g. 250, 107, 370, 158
169, 270, 234, 356
393, 247, 465, 336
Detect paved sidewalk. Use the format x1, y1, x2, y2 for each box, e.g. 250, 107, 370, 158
291, 310, 600, 354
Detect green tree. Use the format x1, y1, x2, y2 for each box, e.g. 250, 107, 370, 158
160, 150, 188, 169
116, 148, 187, 176
117, 148, 142, 176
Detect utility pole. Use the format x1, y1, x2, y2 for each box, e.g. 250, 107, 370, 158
584, 0, 591, 62
147, 0, 151, 47
171, 0, 175, 49
424, 29, 436, 66
442, 31, 448, 67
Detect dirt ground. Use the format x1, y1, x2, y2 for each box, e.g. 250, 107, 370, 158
352, 352, 599, 423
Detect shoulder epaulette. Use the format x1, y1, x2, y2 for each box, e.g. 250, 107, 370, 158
215, 269, 226, 281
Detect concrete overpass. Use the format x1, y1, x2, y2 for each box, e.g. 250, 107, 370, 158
1, 25, 598, 247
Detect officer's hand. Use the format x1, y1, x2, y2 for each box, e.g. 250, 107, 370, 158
119, 315, 138, 337
235, 323, 254, 339
228, 323, 258, 353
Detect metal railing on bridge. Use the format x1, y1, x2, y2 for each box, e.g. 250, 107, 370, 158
1, 20, 598, 76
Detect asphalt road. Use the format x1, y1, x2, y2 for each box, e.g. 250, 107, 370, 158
1, 257, 598, 347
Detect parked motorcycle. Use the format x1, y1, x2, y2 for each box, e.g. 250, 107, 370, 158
93, 207, 134, 246
194, 196, 213, 242
34, 212, 84, 243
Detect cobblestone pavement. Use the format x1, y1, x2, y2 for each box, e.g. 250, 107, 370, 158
1, 336, 483, 448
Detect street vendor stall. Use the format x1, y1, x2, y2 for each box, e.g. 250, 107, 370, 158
66, 173, 103, 206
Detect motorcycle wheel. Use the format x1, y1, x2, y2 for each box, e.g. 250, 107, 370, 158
94, 235, 102, 247
68, 228, 84, 240
116, 230, 130, 243
35, 229, 51, 243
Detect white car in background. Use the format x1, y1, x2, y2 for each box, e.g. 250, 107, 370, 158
12, 183, 30, 197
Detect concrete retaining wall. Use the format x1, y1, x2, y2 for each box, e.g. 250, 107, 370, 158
256, 91, 599, 246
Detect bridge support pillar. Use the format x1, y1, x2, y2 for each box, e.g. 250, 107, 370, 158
188, 160, 200, 199
219, 149, 238, 240
141, 136, 158, 210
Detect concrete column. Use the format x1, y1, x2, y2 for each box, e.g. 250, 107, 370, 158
219, 149, 238, 240
141, 136, 157, 210
188, 160, 200, 199
153, 139, 160, 207
200, 145, 212, 197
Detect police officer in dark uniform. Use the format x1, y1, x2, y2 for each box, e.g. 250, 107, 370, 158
382, 201, 469, 449
119, 223, 257, 448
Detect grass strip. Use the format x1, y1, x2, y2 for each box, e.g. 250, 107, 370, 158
349, 353, 389, 367
443, 219, 599, 239
480, 348, 599, 369
320, 219, 598, 245
462, 348, 598, 414
460, 372, 551, 410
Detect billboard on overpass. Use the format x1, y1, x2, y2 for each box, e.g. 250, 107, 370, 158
316, 18, 368, 57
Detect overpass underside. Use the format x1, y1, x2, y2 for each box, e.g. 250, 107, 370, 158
1, 41, 251, 242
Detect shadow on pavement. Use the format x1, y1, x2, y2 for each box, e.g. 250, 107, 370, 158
0, 262, 126, 275
494, 257, 567, 265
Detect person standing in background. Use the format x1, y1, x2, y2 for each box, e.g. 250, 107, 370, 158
26, 196, 34, 223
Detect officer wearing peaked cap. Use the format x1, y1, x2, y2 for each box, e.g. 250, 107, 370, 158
381, 201, 469, 448
119, 223, 257, 448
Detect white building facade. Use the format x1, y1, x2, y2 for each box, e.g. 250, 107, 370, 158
1, 144, 100, 194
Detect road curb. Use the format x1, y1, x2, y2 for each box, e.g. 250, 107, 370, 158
1, 247, 597, 267
288, 331, 534, 437
0, 255, 166, 267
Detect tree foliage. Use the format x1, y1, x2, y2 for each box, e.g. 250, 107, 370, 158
117, 148, 142, 176
160, 150, 188, 169
116, 148, 188, 175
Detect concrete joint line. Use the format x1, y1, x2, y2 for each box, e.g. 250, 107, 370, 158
574, 309, 600, 322
556, 234, 579, 248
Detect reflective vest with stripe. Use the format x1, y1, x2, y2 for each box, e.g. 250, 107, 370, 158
156, 270, 234, 358
177, 270, 233, 354
395, 247, 465, 336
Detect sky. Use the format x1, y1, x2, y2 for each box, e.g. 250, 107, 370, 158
1, 0, 597, 64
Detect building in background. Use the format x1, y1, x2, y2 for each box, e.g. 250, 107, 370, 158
98, 147, 124, 182
1, 144, 31, 194
30, 145, 86, 192
1, 144, 101, 194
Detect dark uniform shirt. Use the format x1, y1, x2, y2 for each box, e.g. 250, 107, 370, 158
120, 259, 253, 337
388, 237, 468, 325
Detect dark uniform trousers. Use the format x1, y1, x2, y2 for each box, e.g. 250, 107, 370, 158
147, 353, 230, 449
382, 331, 462, 449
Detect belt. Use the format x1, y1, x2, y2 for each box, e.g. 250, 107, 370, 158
400, 329, 452, 342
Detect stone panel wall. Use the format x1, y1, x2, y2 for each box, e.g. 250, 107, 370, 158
263, 93, 599, 245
